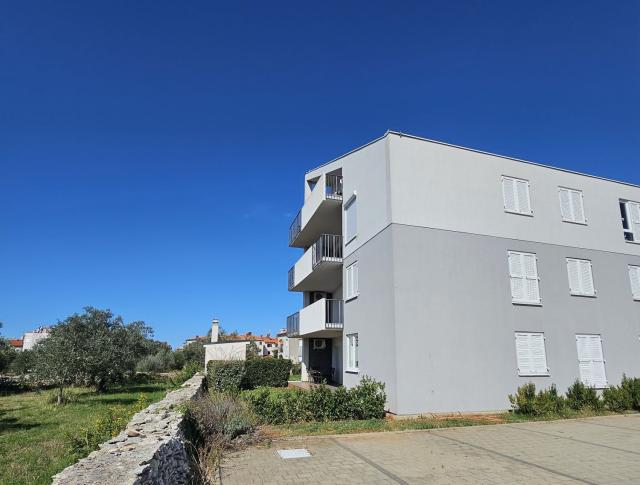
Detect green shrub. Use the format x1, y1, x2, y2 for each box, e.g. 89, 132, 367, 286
566, 380, 602, 411
242, 377, 387, 424
603, 385, 632, 412
621, 375, 640, 411
291, 362, 302, 375
349, 377, 387, 419
207, 361, 246, 392
509, 382, 537, 414
187, 392, 256, 441
243, 359, 292, 389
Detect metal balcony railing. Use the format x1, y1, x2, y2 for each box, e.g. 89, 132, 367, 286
287, 312, 300, 337
325, 299, 344, 329
288, 266, 295, 290
326, 175, 343, 200
312, 234, 343, 268
289, 211, 302, 246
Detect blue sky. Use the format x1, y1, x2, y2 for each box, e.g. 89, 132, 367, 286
1, 1, 638, 347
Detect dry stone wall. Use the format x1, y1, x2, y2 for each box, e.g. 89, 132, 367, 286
52, 374, 205, 485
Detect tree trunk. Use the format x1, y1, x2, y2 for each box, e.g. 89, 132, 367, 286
57, 384, 64, 405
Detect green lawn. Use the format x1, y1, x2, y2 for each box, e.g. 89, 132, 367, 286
0, 382, 171, 485
288, 374, 301, 381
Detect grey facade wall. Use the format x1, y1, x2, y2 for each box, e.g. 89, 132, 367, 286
342, 226, 399, 412
388, 223, 640, 414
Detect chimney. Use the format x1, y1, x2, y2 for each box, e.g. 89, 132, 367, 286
211, 319, 219, 343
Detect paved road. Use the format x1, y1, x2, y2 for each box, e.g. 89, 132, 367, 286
220, 415, 640, 484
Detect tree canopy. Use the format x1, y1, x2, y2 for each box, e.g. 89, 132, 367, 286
33, 307, 156, 401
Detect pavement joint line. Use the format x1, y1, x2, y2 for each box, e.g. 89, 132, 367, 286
576, 420, 640, 432
329, 438, 410, 485
506, 424, 640, 455
428, 431, 598, 485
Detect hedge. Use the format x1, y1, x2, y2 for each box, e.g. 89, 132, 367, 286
242, 376, 387, 424
207, 361, 246, 392
243, 358, 291, 388
206, 358, 292, 392
509, 375, 640, 415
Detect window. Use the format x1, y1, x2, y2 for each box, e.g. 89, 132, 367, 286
346, 333, 359, 372
344, 195, 358, 243
345, 262, 359, 300
508, 251, 541, 305
620, 200, 640, 242
576, 334, 607, 388
502, 176, 532, 215
566, 258, 596, 296
559, 187, 586, 224
629, 265, 640, 300
515, 332, 549, 376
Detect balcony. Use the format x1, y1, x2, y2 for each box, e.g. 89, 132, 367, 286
287, 298, 343, 338
288, 234, 342, 292
289, 174, 343, 248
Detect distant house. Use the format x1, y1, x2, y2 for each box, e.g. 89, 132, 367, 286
277, 328, 301, 362
8, 339, 23, 352
177, 335, 209, 350
203, 320, 281, 365
22, 326, 50, 350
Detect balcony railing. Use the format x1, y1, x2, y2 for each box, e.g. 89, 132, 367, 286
312, 234, 343, 268
287, 312, 300, 337
325, 299, 344, 329
325, 174, 343, 200
288, 266, 295, 290
289, 211, 302, 246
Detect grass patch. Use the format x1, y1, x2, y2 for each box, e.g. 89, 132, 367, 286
288, 374, 301, 382
264, 409, 615, 438
0, 382, 171, 485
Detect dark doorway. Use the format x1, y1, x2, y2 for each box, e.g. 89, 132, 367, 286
308, 338, 333, 383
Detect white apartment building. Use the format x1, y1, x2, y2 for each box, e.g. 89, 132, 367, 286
287, 131, 640, 414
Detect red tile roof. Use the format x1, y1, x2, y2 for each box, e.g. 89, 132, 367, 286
8, 339, 23, 348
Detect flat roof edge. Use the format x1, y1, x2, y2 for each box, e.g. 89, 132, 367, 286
307, 130, 639, 189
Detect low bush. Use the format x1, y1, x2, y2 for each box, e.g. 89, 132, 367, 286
242, 376, 386, 424
243, 358, 292, 389
508, 383, 566, 416
291, 362, 302, 375
185, 392, 257, 483
566, 379, 603, 411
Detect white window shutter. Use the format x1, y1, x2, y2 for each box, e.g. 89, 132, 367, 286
629, 265, 640, 300
628, 202, 640, 238
515, 334, 532, 375
559, 188, 572, 220
567, 259, 581, 293
580, 260, 595, 295
571, 191, 585, 223
508, 252, 525, 302
530, 334, 548, 374
515, 332, 548, 376
567, 259, 595, 296
576, 334, 607, 388
523, 253, 540, 303
503, 177, 516, 212
516, 179, 531, 214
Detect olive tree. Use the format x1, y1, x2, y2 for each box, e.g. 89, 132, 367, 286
34, 307, 154, 403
